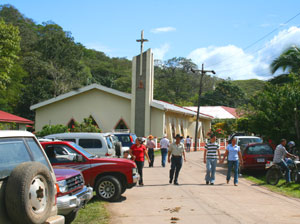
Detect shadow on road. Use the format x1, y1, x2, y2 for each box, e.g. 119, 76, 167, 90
111, 196, 127, 203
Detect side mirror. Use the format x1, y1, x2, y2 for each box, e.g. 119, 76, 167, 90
76, 155, 84, 162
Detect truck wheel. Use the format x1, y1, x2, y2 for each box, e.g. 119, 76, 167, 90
5, 162, 55, 224
121, 184, 126, 194
95, 176, 121, 202
65, 210, 78, 224
266, 168, 280, 185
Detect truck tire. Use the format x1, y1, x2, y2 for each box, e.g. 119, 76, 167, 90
115, 142, 122, 157
95, 175, 121, 202
5, 162, 55, 224
266, 168, 280, 185
65, 210, 78, 224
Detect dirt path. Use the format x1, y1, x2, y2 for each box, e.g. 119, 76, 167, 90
108, 151, 300, 224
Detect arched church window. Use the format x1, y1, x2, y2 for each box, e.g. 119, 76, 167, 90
67, 118, 76, 129
89, 115, 99, 128
114, 118, 129, 130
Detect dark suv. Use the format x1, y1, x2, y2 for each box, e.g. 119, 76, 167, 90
114, 133, 137, 148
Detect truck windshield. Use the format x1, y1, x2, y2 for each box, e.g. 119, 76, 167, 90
70, 142, 95, 158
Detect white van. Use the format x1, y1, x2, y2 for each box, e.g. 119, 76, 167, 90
44, 132, 116, 157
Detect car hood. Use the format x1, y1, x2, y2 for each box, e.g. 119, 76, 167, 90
90, 157, 136, 167
53, 166, 81, 181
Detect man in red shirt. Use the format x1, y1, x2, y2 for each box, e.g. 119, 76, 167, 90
129, 137, 150, 186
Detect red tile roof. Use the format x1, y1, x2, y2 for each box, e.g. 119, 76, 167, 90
0, 110, 34, 124
221, 106, 239, 118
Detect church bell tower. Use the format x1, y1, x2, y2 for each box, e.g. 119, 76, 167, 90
131, 31, 154, 137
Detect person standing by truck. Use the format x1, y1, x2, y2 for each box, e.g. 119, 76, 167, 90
129, 137, 150, 186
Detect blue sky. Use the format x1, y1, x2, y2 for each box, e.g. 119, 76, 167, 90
2, 0, 300, 80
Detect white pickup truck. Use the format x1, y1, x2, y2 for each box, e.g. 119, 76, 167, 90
0, 131, 65, 224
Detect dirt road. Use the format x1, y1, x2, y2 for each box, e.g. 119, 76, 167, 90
108, 151, 300, 224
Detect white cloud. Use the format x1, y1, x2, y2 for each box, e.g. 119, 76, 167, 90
152, 43, 170, 60
85, 42, 111, 53
151, 26, 176, 33
188, 26, 300, 80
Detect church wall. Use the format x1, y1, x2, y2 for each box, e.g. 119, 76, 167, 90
35, 89, 131, 132
150, 107, 164, 138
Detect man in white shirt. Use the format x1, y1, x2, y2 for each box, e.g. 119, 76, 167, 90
168, 134, 186, 185
160, 134, 170, 167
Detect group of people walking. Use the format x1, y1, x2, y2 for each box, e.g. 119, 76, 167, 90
128, 133, 246, 186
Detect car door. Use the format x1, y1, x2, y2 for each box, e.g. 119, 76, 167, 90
44, 144, 93, 185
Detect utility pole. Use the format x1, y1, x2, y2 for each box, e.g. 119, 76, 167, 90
191, 64, 215, 151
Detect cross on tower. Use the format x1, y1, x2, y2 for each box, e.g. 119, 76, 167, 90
136, 30, 148, 76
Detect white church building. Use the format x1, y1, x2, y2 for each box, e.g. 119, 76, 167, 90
30, 49, 213, 141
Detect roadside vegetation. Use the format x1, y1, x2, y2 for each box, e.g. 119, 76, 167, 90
243, 173, 300, 199
73, 199, 109, 224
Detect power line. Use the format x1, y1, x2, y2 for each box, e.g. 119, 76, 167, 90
205, 11, 300, 69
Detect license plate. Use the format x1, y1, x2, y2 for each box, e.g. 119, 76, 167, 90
257, 158, 265, 163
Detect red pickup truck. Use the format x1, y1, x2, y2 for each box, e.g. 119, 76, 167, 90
54, 167, 93, 223
41, 141, 138, 202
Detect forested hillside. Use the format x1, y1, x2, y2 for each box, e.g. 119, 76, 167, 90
0, 4, 265, 121
233, 79, 265, 98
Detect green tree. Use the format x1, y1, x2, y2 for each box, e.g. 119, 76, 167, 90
154, 57, 218, 105
199, 79, 246, 107
242, 74, 300, 144
0, 18, 20, 90
270, 45, 300, 75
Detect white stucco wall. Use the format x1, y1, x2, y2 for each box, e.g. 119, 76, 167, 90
150, 107, 164, 138
34, 89, 131, 132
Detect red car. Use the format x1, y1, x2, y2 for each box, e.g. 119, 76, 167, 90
54, 167, 93, 223
41, 141, 138, 202
240, 143, 274, 172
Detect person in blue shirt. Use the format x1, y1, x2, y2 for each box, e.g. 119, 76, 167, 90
221, 137, 243, 186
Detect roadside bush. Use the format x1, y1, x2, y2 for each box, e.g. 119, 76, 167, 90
37, 124, 68, 137
36, 117, 102, 137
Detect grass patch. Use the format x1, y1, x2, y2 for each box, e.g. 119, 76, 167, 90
244, 173, 300, 198
73, 198, 109, 224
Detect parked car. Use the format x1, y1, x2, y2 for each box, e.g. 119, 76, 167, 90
44, 132, 116, 157
114, 132, 137, 148
240, 143, 274, 172
41, 141, 139, 202
54, 167, 93, 224
0, 131, 65, 224
234, 136, 263, 151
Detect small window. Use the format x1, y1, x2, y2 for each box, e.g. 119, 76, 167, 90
0, 138, 32, 179
79, 139, 102, 148
115, 119, 128, 130
117, 135, 131, 143
106, 137, 113, 149
67, 118, 76, 129
247, 145, 273, 155
26, 138, 51, 169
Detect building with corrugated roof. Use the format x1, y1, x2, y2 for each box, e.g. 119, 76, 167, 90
186, 106, 239, 119
0, 110, 34, 130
